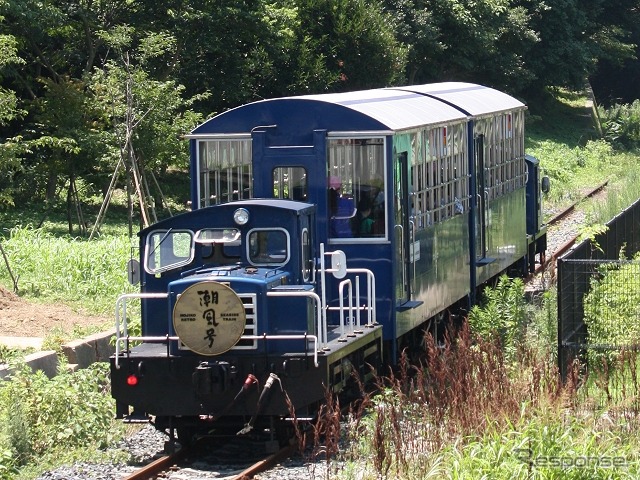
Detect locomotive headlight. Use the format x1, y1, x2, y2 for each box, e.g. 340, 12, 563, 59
233, 208, 250, 225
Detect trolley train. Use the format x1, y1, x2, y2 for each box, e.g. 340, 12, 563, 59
110, 82, 548, 443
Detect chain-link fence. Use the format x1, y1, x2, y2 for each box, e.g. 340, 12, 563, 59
557, 197, 640, 381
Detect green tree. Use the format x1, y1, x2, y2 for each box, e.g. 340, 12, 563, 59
296, 0, 407, 92
589, 0, 640, 104
384, 0, 538, 92
87, 28, 206, 226
0, 0, 140, 209
521, 0, 637, 93
0, 24, 26, 207
383, 0, 442, 85
129, 0, 283, 113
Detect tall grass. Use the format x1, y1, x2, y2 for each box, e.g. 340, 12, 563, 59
303, 327, 640, 479
586, 164, 640, 225
527, 139, 627, 208
0, 225, 134, 315
298, 274, 640, 479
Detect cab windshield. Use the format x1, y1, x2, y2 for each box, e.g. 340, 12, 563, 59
144, 229, 194, 274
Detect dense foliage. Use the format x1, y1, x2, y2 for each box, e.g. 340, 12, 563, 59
0, 0, 639, 212
0, 363, 124, 478
584, 258, 640, 367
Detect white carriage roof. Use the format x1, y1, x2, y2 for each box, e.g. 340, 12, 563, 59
392, 82, 526, 116
295, 88, 467, 131
188, 82, 526, 137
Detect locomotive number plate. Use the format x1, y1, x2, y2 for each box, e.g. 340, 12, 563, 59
173, 281, 247, 355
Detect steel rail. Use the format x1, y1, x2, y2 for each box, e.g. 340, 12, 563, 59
546, 181, 608, 226
231, 443, 297, 480
530, 181, 609, 278
121, 438, 296, 480
122, 445, 190, 480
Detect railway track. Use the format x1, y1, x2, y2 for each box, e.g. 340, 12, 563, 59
529, 181, 608, 281
121, 434, 296, 480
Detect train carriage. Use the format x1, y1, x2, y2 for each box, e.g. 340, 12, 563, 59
110, 82, 547, 442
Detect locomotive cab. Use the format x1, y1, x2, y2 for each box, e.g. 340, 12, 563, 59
110, 199, 383, 437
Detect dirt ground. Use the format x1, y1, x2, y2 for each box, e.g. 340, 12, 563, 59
0, 285, 111, 338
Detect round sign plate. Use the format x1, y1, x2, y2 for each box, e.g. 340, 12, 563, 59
173, 281, 247, 355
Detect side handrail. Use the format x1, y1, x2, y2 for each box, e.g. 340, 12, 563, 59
338, 279, 353, 339
319, 243, 377, 339
266, 290, 324, 347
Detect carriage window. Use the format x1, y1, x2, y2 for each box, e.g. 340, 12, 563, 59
273, 167, 307, 201
144, 229, 194, 274
198, 139, 253, 207
410, 124, 470, 227
248, 229, 289, 265
328, 137, 385, 239
475, 112, 526, 200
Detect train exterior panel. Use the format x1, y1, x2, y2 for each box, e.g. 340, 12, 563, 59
110, 83, 547, 438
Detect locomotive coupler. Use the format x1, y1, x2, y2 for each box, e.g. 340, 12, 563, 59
193, 361, 236, 395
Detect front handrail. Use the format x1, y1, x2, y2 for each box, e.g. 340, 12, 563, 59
115, 292, 168, 338
266, 290, 325, 347
114, 292, 169, 367
114, 292, 320, 368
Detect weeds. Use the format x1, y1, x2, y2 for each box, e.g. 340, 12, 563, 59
302, 275, 640, 479
468, 275, 526, 363
0, 362, 127, 478
303, 323, 640, 479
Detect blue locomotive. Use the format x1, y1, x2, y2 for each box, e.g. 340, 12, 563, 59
110, 83, 547, 442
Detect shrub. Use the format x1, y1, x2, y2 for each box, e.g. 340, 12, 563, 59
468, 275, 527, 362
0, 362, 121, 470
584, 259, 640, 369
600, 100, 640, 150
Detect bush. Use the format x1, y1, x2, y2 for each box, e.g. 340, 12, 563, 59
584, 259, 640, 369
468, 276, 527, 362
600, 100, 640, 150
0, 362, 122, 471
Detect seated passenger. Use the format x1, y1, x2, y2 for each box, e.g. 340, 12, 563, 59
329, 176, 355, 237
357, 199, 375, 236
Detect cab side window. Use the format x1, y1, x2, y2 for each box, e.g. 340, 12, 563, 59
248, 229, 289, 265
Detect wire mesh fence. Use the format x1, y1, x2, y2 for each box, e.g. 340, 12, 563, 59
557, 196, 640, 381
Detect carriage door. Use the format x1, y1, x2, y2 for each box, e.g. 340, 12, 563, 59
252, 129, 325, 207
474, 134, 488, 260
394, 151, 415, 307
